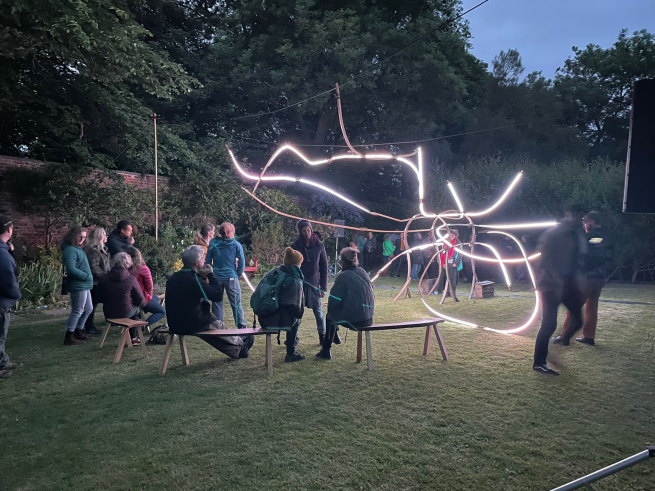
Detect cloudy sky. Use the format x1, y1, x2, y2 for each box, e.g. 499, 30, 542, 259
461, 0, 655, 79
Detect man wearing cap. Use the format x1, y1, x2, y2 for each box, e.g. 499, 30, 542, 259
290, 220, 333, 344
0, 216, 21, 379
255, 247, 306, 362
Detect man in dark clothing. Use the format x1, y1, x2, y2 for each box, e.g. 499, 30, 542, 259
255, 247, 306, 362
0, 216, 21, 379
364, 232, 377, 272
552, 212, 613, 346
317, 247, 375, 360
290, 220, 332, 344
533, 218, 587, 375
166, 246, 253, 359
107, 220, 135, 257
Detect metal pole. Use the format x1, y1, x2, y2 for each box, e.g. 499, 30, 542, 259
550, 447, 654, 491
334, 236, 339, 276
152, 113, 158, 241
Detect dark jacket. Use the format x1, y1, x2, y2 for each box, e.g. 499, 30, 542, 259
205, 237, 245, 280
61, 243, 93, 292
257, 265, 304, 330
365, 237, 377, 253
84, 245, 111, 284
290, 232, 328, 292
0, 241, 21, 309
165, 270, 224, 335
410, 236, 425, 265
97, 266, 145, 319
107, 230, 131, 257
327, 265, 375, 325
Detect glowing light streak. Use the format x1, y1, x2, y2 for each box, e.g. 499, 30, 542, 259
447, 181, 465, 213
477, 221, 557, 230
475, 242, 511, 289
464, 172, 523, 218
241, 273, 256, 292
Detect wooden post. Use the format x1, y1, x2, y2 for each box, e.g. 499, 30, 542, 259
433, 325, 449, 361
423, 325, 432, 356
152, 113, 158, 241
266, 334, 273, 376
180, 336, 189, 365
99, 322, 111, 348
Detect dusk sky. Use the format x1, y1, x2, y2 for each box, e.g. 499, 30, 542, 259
461, 0, 655, 79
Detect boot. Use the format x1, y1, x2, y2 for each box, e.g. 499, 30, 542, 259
315, 348, 332, 360
85, 325, 101, 335
285, 351, 305, 363
318, 332, 325, 345
333, 328, 341, 345
74, 329, 88, 341
64, 331, 85, 346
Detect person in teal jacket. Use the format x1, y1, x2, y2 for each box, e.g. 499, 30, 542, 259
205, 222, 247, 329
61, 225, 94, 345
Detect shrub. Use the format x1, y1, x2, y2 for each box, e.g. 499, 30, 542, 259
15, 261, 64, 310
135, 224, 195, 284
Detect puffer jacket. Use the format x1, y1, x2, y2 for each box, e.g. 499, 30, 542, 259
205, 237, 245, 280
327, 265, 375, 325
61, 243, 93, 292
257, 265, 304, 330
84, 244, 110, 284
133, 264, 154, 303
97, 266, 145, 319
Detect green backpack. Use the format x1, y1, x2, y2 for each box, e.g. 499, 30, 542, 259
250, 268, 288, 317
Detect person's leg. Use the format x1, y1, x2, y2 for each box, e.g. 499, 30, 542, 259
321, 320, 338, 350
313, 305, 326, 336
84, 286, 100, 333
581, 279, 603, 340
143, 294, 166, 326
225, 278, 247, 329
285, 319, 301, 358
411, 263, 419, 281
0, 309, 10, 368
451, 269, 459, 293
533, 290, 560, 367
75, 290, 93, 331
196, 320, 245, 359
64, 291, 86, 345
211, 281, 226, 321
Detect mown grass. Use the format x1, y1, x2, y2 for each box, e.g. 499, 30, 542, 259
1, 280, 653, 490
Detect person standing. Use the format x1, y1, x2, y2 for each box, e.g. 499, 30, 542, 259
0, 216, 21, 379
61, 226, 94, 346
127, 247, 166, 329
410, 232, 425, 281
83, 227, 111, 335
354, 232, 366, 267
552, 212, 612, 346
364, 232, 377, 273
193, 223, 215, 257
380, 234, 395, 277
532, 217, 587, 375
437, 229, 463, 294
205, 222, 247, 329
316, 247, 375, 360
290, 220, 330, 344
107, 220, 135, 257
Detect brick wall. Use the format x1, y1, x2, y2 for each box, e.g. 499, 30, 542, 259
0, 155, 168, 249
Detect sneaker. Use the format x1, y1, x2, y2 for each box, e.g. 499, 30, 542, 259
533, 364, 559, 376
575, 337, 595, 346
0, 369, 13, 379
551, 336, 569, 346
284, 352, 305, 363
315, 349, 332, 360
130, 337, 141, 346
1, 362, 22, 371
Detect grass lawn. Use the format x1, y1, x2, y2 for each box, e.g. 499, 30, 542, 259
1, 279, 653, 490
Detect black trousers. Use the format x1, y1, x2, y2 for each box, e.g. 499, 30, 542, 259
438, 267, 458, 294
284, 318, 301, 355
533, 286, 584, 366
322, 318, 373, 350
195, 320, 255, 359
364, 250, 375, 271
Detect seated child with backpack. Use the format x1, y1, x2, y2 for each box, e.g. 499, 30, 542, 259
251, 247, 306, 362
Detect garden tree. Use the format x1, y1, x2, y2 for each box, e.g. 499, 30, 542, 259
492, 49, 524, 86
555, 29, 655, 161
0, 0, 199, 173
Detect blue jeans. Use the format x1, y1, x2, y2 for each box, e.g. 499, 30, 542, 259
411, 263, 421, 281
65, 290, 93, 332
312, 306, 326, 335
211, 277, 247, 329
144, 294, 166, 326
0, 309, 10, 368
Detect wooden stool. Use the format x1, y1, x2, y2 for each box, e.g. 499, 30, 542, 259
100, 318, 149, 363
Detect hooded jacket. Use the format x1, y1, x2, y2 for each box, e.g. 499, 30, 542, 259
290, 232, 328, 292
205, 237, 245, 280
165, 269, 224, 335
327, 265, 375, 325
257, 264, 305, 329
61, 243, 94, 292
133, 264, 154, 303
0, 241, 21, 309
97, 265, 145, 319
107, 230, 131, 257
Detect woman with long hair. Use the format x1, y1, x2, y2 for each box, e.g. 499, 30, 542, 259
83, 227, 110, 335
126, 247, 166, 328
193, 223, 215, 256
61, 225, 93, 345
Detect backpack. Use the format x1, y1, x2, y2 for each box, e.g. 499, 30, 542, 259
147, 324, 171, 345
250, 268, 288, 317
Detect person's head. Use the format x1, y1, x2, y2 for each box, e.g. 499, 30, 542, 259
583, 212, 600, 233
339, 246, 359, 269
383, 234, 390, 241
116, 220, 133, 239
283, 247, 303, 267
200, 223, 215, 240
0, 215, 13, 242
368, 232, 373, 239
416, 232, 423, 240
63, 225, 88, 247
87, 227, 107, 249
181, 245, 206, 270
449, 229, 459, 242
297, 219, 312, 242
218, 222, 235, 239
112, 252, 133, 270
126, 246, 145, 273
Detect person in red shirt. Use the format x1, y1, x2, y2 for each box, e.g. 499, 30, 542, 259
127, 247, 166, 328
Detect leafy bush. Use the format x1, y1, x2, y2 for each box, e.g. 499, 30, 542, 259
15, 261, 64, 310
250, 222, 293, 267
135, 224, 195, 283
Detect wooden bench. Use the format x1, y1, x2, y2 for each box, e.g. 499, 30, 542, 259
159, 327, 280, 376
100, 318, 149, 363
348, 318, 447, 370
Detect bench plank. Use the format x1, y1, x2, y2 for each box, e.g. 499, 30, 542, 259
357, 318, 444, 332
106, 318, 149, 328
162, 327, 277, 337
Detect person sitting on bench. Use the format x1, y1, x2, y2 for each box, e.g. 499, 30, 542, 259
166, 245, 254, 359
316, 247, 375, 360
253, 247, 306, 363
97, 252, 146, 346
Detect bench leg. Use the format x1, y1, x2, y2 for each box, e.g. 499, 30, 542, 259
136, 326, 148, 359
124, 328, 133, 349
180, 336, 189, 365
423, 325, 432, 356
433, 325, 449, 361
99, 322, 111, 347
159, 334, 175, 375
114, 327, 130, 363
266, 333, 273, 376
365, 331, 373, 370
356, 331, 363, 363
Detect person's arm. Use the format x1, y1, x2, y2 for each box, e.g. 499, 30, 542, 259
142, 266, 154, 298
131, 278, 146, 308
0, 257, 21, 301
327, 274, 347, 320
63, 248, 91, 282
236, 243, 245, 278
205, 244, 215, 268
319, 243, 328, 293
200, 272, 224, 304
